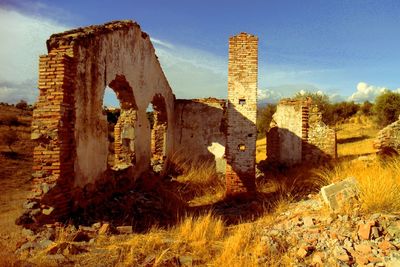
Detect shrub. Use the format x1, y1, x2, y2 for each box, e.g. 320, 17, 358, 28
0, 114, 19, 127
257, 104, 276, 138
360, 100, 374, 116
16, 100, 28, 110
374, 91, 400, 127
1, 131, 19, 152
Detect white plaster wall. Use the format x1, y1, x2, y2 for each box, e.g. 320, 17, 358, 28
272, 104, 303, 165
173, 100, 226, 172
73, 25, 175, 187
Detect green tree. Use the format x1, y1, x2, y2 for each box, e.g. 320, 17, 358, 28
16, 100, 28, 110
374, 91, 400, 127
332, 101, 359, 122
257, 104, 276, 138
293, 91, 334, 125
360, 100, 374, 116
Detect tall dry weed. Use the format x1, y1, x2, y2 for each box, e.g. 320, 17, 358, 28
316, 157, 400, 213
167, 152, 225, 202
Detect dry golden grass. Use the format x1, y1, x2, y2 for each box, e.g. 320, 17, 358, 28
316, 157, 400, 213
85, 212, 293, 267
336, 115, 379, 157
256, 138, 266, 163
168, 152, 225, 206
5, 106, 400, 266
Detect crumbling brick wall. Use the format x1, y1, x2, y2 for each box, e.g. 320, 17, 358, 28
267, 98, 336, 166
30, 21, 175, 221
173, 98, 226, 173
225, 33, 258, 196
373, 116, 400, 156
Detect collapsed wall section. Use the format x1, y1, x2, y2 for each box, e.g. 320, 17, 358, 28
373, 116, 400, 156
267, 98, 336, 166
226, 33, 258, 196
173, 98, 226, 173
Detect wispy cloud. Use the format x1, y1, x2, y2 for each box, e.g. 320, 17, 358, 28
0, 6, 67, 103
152, 39, 228, 99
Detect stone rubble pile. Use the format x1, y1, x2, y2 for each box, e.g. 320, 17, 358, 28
13, 180, 400, 266
258, 195, 400, 266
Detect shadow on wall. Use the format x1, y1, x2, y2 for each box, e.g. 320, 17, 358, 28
171, 99, 227, 174
267, 127, 337, 167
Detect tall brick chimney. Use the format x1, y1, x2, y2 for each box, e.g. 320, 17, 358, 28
225, 33, 258, 196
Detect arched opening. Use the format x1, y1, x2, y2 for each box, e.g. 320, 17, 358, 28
147, 94, 168, 173
103, 74, 138, 169
103, 86, 120, 167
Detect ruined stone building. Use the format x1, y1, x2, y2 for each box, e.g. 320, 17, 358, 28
267, 98, 337, 166
374, 115, 400, 156
29, 20, 258, 221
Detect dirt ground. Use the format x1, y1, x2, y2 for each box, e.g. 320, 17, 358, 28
0, 105, 34, 262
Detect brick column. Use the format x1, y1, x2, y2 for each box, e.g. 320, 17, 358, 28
225, 33, 258, 196
31, 46, 76, 217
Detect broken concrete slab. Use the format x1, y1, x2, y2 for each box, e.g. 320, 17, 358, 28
320, 177, 359, 211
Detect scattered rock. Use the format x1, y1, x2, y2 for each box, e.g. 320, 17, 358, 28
312, 252, 324, 265
21, 228, 34, 237
72, 230, 92, 242
179, 255, 193, 266
296, 247, 308, 258
117, 226, 132, 234
355, 243, 372, 254
358, 221, 375, 240
98, 223, 113, 235
42, 207, 54, 216
379, 240, 396, 251
23, 200, 38, 210
41, 183, 50, 194
92, 222, 101, 229
303, 217, 314, 227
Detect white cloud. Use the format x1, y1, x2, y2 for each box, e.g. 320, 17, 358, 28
258, 85, 344, 104
0, 7, 67, 103
347, 82, 400, 103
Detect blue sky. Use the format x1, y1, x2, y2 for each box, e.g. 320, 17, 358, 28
1, 0, 400, 104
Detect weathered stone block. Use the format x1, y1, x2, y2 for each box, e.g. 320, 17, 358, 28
320, 177, 359, 211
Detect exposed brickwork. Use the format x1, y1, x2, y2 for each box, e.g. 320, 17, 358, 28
32, 47, 76, 189
373, 116, 400, 156
150, 94, 168, 163
225, 33, 258, 196
27, 20, 175, 223
114, 108, 137, 166
267, 98, 336, 165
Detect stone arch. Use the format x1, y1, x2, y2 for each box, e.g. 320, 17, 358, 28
29, 21, 176, 221
148, 94, 168, 173
106, 75, 138, 169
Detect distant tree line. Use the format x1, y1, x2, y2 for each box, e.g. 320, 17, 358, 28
257, 90, 400, 138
